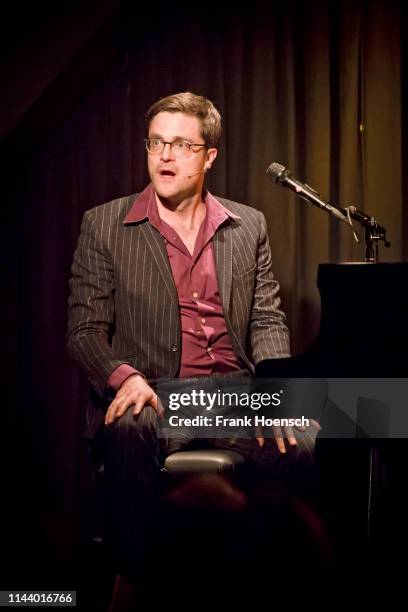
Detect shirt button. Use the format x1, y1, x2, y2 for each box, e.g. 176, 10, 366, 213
170, 344, 179, 352
207, 347, 212, 353
192, 292, 198, 298
201, 318, 206, 324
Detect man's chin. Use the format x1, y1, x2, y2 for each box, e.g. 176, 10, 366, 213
152, 178, 176, 194
153, 181, 189, 203
154, 187, 177, 202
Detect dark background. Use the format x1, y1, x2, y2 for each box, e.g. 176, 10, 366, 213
2, 0, 407, 600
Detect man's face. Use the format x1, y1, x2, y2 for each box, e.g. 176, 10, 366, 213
147, 111, 217, 203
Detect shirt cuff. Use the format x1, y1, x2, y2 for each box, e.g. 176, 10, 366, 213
107, 364, 144, 392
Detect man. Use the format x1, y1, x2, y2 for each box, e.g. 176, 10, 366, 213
67, 92, 317, 582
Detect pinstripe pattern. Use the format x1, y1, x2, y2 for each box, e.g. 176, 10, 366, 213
66, 192, 290, 398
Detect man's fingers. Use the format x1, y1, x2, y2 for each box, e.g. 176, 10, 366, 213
155, 397, 165, 419
272, 426, 286, 453
295, 419, 321, 433
311, 418, 322, 431
106, 397, 131, 424
283, 426, 297, 446
105, 399, 120, 424
133, 400, 146, 416
105, 411, 113, 425
149, 393, 164, 417
275, 436, 286, 453
115, 402, 134, 419
133, 394, 154, 415
105, 409, 118, 425
133, 393, 162, 417
254, 424, 263, 446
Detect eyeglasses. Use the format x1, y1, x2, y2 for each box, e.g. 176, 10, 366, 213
145, 138, 207, 159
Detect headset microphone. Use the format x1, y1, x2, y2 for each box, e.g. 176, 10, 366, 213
183, 167, 207, 178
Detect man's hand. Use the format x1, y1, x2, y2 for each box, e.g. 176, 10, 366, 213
256, 425, 297, 453
256, 420, 321, 453
105, 375, 163, 425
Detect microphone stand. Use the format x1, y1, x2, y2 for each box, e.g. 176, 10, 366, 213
342, 206, 391, 263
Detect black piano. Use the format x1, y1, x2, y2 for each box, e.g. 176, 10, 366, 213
257, 262, 408, 378
256, 262, 408, 590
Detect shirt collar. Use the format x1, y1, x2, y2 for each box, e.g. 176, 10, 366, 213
123, 183, 240, 225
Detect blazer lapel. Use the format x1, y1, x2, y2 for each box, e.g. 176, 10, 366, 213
213, 223, 233, 315
213, 221, 252, 369
139, 223, 179, 306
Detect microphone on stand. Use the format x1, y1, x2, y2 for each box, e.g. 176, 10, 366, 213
266, 161, 349, 223
266, 161, 391, 262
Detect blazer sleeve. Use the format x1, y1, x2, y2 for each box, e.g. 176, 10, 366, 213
249, 212, 291, 361
66, 209, 133, 397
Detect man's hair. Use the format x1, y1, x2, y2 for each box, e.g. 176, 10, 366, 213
145, 92, 222, 148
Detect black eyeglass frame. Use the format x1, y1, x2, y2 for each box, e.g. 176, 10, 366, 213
144, 138, 208, 156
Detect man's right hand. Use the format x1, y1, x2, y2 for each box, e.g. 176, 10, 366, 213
105, 375, 162, 425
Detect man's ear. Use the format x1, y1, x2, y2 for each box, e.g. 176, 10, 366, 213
206, 147, 218, 170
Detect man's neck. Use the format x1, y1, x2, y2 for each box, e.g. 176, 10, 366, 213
155, 192, 206, 230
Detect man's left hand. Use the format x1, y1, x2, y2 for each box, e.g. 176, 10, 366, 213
256, 420, 321, 453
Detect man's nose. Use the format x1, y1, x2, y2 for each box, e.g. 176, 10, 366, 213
161, 142, 175, 161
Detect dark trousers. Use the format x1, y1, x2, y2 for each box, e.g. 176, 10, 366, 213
103, 374, 319, 578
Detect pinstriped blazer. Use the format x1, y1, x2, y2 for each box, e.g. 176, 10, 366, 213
67, 191, 290, 402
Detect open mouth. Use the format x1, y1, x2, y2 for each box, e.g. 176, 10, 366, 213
159, 169, 176, 178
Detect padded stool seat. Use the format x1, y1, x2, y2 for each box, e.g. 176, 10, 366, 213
162, 449, 245, 477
